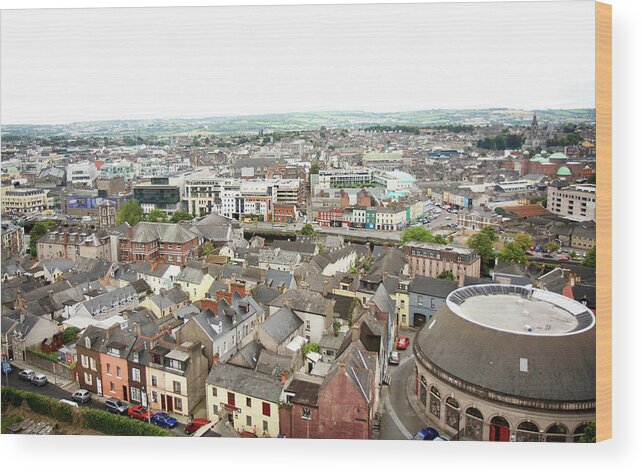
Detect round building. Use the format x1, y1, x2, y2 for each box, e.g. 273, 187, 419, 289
412, 284, 595, 442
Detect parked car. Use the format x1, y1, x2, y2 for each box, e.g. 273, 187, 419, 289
18, 369, 35, 381
60, 399, 79, 408
185, 418, 211, 435
31, 374, 48, 387
71, 389, 91, 403
413, 426, 440, 440
389, 351, 400, 365
559, 256, 570, 262
542, 253, 554, 258
525, 251, 534, 256
151, 412, 178, 429
104, 398, 128, 415
128, 405, 154, 421
396, 336, 410, 350
2, 361, 13, 374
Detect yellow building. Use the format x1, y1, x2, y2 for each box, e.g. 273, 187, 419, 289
206, 363, 283, 437
1, 187, 51, 215
176, 266, 215, 302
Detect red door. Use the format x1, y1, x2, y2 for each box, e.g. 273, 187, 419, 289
161, 394, 166, 410
166, 396, 173, 413
490, 424, 510, 441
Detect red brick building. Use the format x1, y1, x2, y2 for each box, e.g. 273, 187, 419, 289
274, 203, 297, 223
119, 222, 201, 265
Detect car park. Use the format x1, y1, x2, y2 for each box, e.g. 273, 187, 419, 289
389, 351, 400, 365
396, 336, 410, 350
151, 412, 178, 428
18, 369, 35, 381
185, 418, 211, 435
128, 405, 154, 421
104, 398, 128, 415
71, 389, 91, 403
31, 374, 48, 387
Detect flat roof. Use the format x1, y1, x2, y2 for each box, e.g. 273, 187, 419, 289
447, 285, 595, 336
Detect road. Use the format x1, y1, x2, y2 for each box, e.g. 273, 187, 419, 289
245, 221, 402, 242
2, 365, 190, 437
377, 329, 426, 440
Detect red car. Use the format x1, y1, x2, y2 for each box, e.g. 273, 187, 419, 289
128, 405, 154, 421
185, 418, 210, 435
396, 336, 410, 350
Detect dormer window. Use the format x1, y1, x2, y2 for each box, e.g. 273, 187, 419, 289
107, 347, 120, 357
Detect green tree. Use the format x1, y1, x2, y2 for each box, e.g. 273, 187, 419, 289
582, 247, 596, 268
28, 220, 54, 257
116, 200, 143, 226
301, 342, 320, 356
579, 421, 596, 443
587, 173, 596, 184
479, 225, 499, 243
498, 241, 528, 265
467, 230, 496, 274
437, 270, 455, 281
332, 319, 342, 336
201, 241, 214, 257
309, 161, 320, 177
62, 327, 81, 344
146, 209, 168, 223
299, 224, 316, 236
170, 210, 193, 223
513, 233, 534, 252
548, 242, 560, 253
400, 227, 447, 245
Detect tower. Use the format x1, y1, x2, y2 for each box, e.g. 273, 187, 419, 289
98, 200, 116, 229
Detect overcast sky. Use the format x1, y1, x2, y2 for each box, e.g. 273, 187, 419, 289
0, 1, 595, 125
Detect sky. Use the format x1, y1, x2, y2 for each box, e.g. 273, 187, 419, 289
0, 1, 596, 125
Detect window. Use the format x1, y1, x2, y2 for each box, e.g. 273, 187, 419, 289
131, 387, 142, 402
302, 408, 312, 420
417, 296, 424, 306
106, 363, 112, 375
305, 321, 311, 332
246, 397, 252, 408
132, 368, 141, 382
151, 375, 158, 387
152, 391, 158, 403
110, 382, 115, 393
227, 392, 236, 407
212, 387, 218, 397
262, 402, 271, 417
263, 420, 269, 433
81, 354, 89, 368
84, 372, 92, 385
246, 415, 252, 427
174, 397, 182, 411
212, 404, 219, 416
173, 381, 182, 393
116, 366, 122, 378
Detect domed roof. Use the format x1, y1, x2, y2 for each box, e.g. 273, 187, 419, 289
557, 166, 572, 176
414, 285, 596, 403
522, 150, 530, 156
549, 152, 568, 160
530, 155, 548, 163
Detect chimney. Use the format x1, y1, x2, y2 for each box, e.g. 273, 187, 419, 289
323, 280, 329, 297
133, 322, 141, 336
458, 269, 465, 288
279, 370, 290, 384
106, 323, 120, 338
150, 259, 158, 271
337, 361, 347, 376
382, 271, 388, 281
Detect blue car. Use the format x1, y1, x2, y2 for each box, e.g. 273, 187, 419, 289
151, 412, 178, 429
412, 427, 440, 440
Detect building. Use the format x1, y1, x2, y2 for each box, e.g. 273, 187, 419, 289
458, 209, 502, 231
118, 222, 201, 264
37, 227, 112, 262
1, 221, 25, 259
99, 160, 135, 181
547, 183, 596, 221
404, 242, 481, 279
413, 284, 595, 442
407, 276, 459, 327
98, 200, 116, 229
273, 203, 297, 223
66, 161, 98, 186
362, 151, 404, 170
268, 289, 334, 343
76, 325, 112, 395
1, 187, 51, 215
133, 178, 183, 217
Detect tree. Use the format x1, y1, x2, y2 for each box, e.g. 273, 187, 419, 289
28, 220, 54, 257
309, 161, 320, 177
547, 242, 560, 253
299, 224, 316, 236
332, 320, 342, 336
513, 233, 534, 252
498, 241, 527, 265
62, 327, 81, 344
201, 241, 214, 257
146, 209, 168, 223
116, 200, 143, 226
579, 422, 596, 443
301, 342, 320, 356
170, 210, 193, 223
438, 270, 455, 281
587, 173, 596, 184
582, 247, 596, 268
467, 230, 496, 274
400, 227, 447, 245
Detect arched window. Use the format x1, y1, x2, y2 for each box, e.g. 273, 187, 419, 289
489, 416, 510, 442
419, 376, 427, 407
546, 424, 568, 442
516, 421, 541, 442
429, 386, 441, 419
572, 423, 589, 443
464, 408, 483, 440
445, 397, 460, 430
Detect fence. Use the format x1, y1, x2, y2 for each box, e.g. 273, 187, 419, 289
25, 350, 76, 380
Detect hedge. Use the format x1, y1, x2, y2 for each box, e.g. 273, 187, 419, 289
1, 387, 169, 437
2, 386, 73, 424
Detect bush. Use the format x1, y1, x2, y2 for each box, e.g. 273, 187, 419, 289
2, 386, 73, 424
81, 409, 170, 437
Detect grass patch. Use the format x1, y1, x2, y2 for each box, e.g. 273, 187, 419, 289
1, 414, 23, 434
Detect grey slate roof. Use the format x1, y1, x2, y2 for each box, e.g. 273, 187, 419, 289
81, 285, 137, 316
264, 269, 294, 290
270, 288, 330, 316
261, 307, 303, 345
409, 276, 459, 298
127, 222, 197, 244
207, 363, 283, 403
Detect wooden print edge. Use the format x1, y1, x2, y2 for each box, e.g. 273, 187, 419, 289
596, 0, 612, 443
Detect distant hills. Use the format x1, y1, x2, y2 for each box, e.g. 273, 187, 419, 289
2, 108, 595, 137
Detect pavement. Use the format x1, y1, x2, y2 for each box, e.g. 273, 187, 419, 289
2, 361, 192, 437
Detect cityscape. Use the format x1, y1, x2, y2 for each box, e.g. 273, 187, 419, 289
1, 2, 597, 443
1, 109, 597, 441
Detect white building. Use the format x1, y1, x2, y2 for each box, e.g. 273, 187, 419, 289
67, 161, 98, 186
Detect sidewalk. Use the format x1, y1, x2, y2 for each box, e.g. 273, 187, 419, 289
9, 359, 78, 392
404, 369, 431, 427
